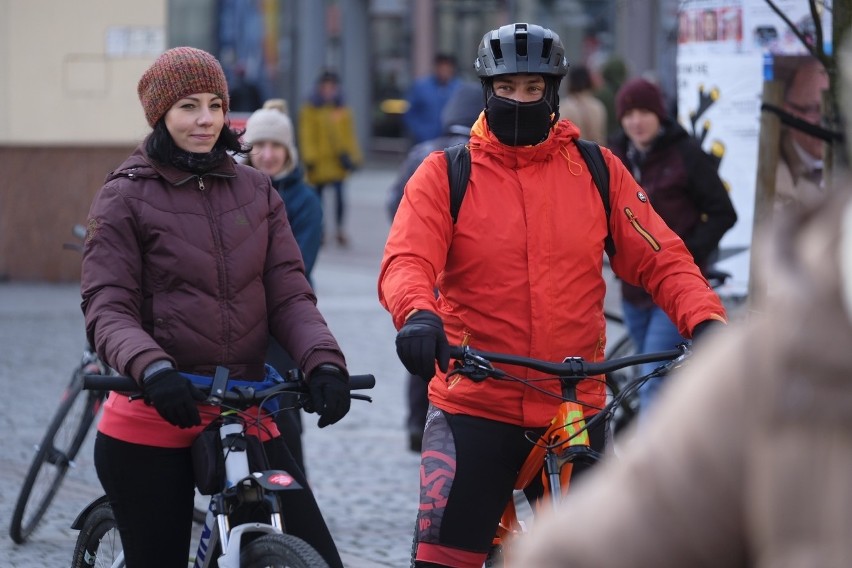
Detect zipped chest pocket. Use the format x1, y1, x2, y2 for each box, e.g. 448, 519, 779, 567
624, 207, 661, 251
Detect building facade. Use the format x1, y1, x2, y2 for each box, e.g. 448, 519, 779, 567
0, 0, 675, 281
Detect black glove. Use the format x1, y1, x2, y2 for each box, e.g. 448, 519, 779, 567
691, 319, 725, 344
307, 365, 350, 428
395, 310, 450, 381
142, 368, 206, 428
339, 153, 356, 171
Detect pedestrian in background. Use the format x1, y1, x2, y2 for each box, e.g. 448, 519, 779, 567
595, 56, 628, 139
609, 77, 737, 418
559, 64, 607, 145
385, 81, 483, 452
298, 70, 362, 247
775, 56, 830, 213
243, 97, 324, 475
403, 53, 461, 145
80, 47, 351, 568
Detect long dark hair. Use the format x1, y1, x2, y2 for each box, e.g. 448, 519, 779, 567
145, 120, 247, 164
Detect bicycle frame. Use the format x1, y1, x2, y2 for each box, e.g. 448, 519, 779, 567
494, 385, 593, 548
446, 344, 687, 564
193, 417, 303, 568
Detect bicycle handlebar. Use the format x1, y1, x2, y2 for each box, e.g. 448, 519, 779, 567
448, 345, 688, 378
82, 373, 376, 405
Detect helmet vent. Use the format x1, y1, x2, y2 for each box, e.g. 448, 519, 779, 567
516, 32, 528, 57
542, 38, 553, 59
489, 38, 503, 61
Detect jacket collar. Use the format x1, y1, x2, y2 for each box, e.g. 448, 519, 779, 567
469, 114, 581, 168
108, 138, 237, 185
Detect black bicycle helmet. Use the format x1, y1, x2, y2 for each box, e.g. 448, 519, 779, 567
474, 23, 569, 78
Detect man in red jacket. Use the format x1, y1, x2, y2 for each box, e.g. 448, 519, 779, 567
378, 23, 726, 568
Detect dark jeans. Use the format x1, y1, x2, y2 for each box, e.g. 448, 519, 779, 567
621, 299, 685, 419
95, 432, 343, 568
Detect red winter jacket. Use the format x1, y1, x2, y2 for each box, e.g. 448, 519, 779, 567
81, 141, 345, 447
379, 117, 726, 427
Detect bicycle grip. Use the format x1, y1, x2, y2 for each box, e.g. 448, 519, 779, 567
83, 374, 139, 392
349, 374, 375, 390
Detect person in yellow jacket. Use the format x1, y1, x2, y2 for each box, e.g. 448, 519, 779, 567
298, 70, 362, 246
379, 23, 727, 568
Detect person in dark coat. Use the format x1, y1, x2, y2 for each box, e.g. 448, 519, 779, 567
608, 77, 737, 417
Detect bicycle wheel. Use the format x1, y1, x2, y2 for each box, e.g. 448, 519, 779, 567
9, 369, 103, 543
70, 499, 124, 568
239, 533, 329, 568
604, 334, 639, 435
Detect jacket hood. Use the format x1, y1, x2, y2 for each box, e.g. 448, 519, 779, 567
470, 114, 581, 165
440, 81, 485, 135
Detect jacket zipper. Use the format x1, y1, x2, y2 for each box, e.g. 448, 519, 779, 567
197, 176, 205, 191
624, 207, 661, 251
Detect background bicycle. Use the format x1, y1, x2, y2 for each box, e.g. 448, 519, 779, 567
70, 369, 375, 568
8, 226, 112, 545
8, 225, 210, 545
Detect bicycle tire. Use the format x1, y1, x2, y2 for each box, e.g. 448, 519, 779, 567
239, 532, 329, 568
70, 499, 123, 568
604, 334, 639, 435
9, 369, 103, 544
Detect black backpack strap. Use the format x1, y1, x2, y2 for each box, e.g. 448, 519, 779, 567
575, 139, 615, 258
444, 143, 471, 224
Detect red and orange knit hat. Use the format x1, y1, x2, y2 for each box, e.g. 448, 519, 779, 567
137, 47, 230, 127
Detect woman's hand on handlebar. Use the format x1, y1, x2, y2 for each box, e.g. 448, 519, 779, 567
305, 364, 351, 428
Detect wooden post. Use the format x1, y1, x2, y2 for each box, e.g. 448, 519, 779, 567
748, 79, 784, 308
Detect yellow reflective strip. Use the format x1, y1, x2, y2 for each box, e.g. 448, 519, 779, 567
625, 207, 661, 251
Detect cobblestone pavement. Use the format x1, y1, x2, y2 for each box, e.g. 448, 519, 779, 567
0, 164, 418, 567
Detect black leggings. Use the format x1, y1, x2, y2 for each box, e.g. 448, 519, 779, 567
94, 432, 343, 568
414, 407, 606, 567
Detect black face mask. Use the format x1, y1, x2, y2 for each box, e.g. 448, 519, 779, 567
485, 93, 554, 146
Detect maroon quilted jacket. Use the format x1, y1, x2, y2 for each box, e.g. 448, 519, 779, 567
81, 141, 346, 383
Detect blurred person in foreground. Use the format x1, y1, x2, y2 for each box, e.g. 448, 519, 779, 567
379, 22, 728, 568
513, 183, 852, 567
298, 70, 362, 246
386, 81, 483, 452
243, 98, 324, 475
80, 47, 350, 568
609, 77, 737, 417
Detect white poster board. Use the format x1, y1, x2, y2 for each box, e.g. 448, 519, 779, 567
676, 0, 831, 297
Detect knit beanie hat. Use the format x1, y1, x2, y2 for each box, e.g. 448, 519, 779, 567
615, 77, 667, 122
243, 106, 299, 173
137, 47, 230, 127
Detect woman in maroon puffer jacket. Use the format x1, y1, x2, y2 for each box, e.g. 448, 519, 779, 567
81, 47, 350, 568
